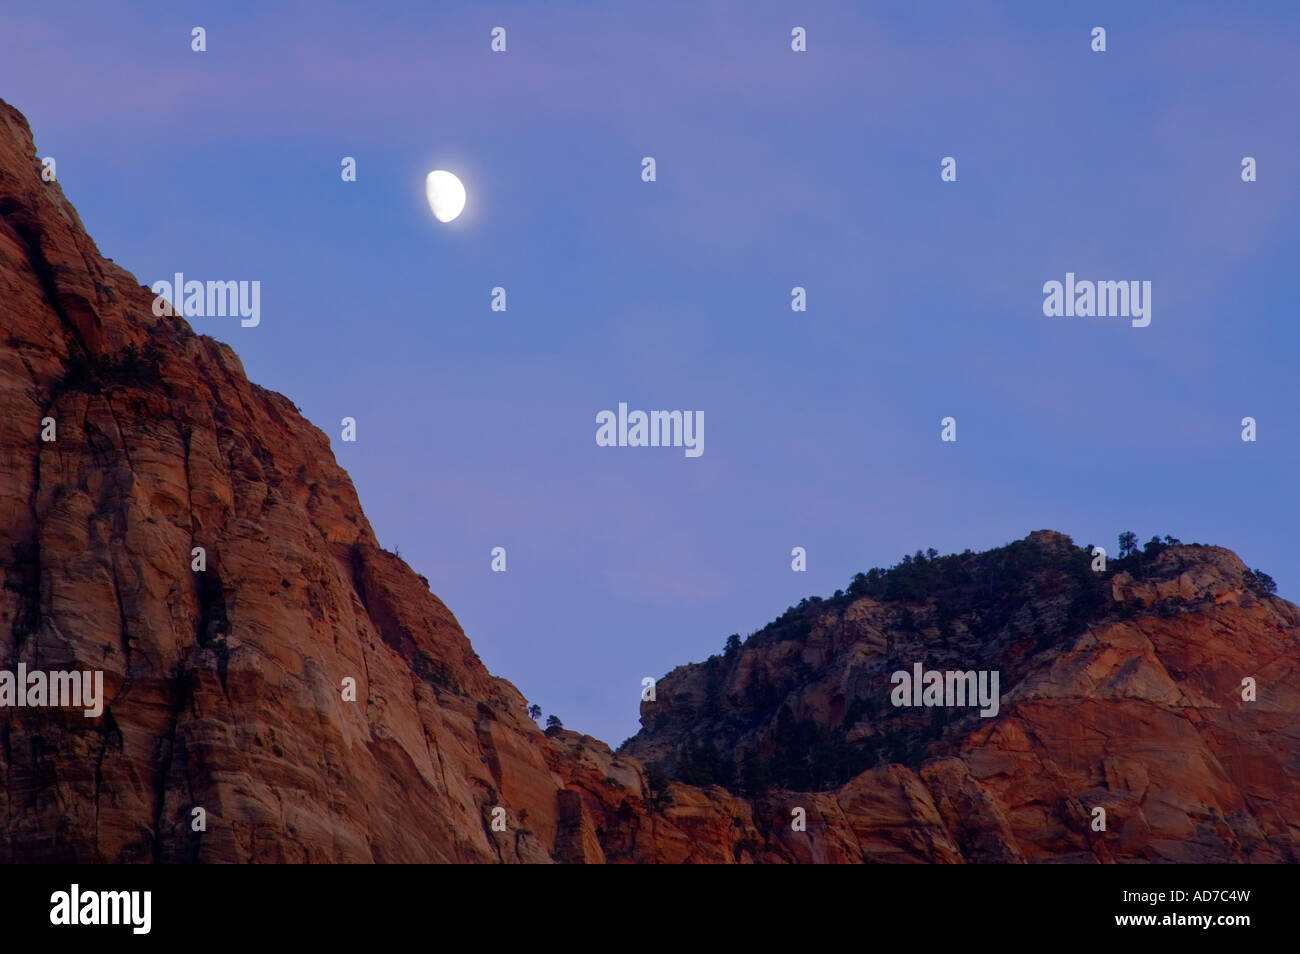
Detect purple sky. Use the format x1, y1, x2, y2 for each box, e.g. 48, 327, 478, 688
4, 0, 1298, 745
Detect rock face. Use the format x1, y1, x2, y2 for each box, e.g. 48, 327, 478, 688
623, 531, 1300, 862
1, 98, 1297, 863
0, 97, 650, 863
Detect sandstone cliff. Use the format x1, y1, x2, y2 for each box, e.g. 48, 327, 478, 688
2, 97, 1296, 863
0, 96, 661, 863
623, 532, 1300, 862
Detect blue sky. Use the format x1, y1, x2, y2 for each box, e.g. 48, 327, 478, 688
4, 1, 1297, 745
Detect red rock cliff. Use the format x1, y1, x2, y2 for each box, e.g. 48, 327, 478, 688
0, 97, 645, 862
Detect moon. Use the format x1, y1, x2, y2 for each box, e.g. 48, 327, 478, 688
425, 170, 466, 223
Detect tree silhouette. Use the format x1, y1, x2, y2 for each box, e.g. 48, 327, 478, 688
1118, 531, 1138, 559
1249, 569, 1278, 596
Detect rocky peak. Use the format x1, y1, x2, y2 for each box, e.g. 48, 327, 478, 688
620, 531, 1299, 861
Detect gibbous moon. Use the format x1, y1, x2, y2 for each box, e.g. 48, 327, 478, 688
426, 170, 466, 223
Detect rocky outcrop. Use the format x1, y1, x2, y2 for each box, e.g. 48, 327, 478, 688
624, 532, 1300, 862
2, 97, 1296, 863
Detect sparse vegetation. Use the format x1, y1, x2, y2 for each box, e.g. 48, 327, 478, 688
635, 531, 1247, 793
644, 761, 674, 812
1245, 568, 1278, 597
57, 341, 165, 396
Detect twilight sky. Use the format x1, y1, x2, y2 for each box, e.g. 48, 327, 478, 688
3, 0, 1297, 745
